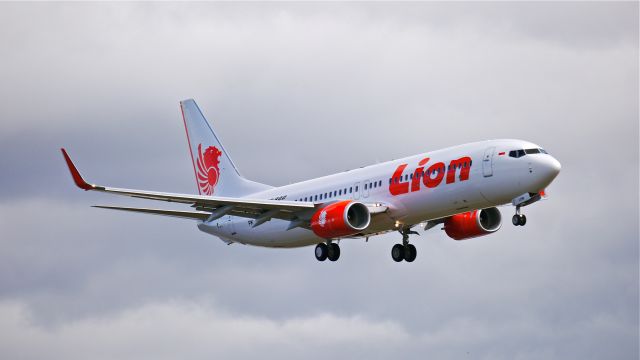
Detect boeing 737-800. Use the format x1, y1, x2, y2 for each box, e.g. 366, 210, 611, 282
62, 99, 561, 262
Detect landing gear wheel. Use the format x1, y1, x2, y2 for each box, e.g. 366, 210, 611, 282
315, 243, 328, 261
512, 214, 520, 226
391, 244, 405, 262
327, 243, 340, 262
512, 214, 527, 226
404, 244, 417, 262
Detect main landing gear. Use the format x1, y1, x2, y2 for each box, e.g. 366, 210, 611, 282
391, 228, 418, 262
315, 242, 340, 262
512, 206, 527, 226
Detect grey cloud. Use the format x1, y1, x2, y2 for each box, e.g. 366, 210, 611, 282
0, 2, 637, 360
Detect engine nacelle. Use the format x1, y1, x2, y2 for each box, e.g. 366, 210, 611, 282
310, 200, 371, 239
443, 207, 502, 240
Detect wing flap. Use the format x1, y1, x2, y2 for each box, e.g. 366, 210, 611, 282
93, 205, 211, 220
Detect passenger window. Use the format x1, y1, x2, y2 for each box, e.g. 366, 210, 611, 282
334, 191, 337, 196
339, 189, 342, 195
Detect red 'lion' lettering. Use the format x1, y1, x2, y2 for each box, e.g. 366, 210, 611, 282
389, 164, 409, 196
446, 156, 472, 184
424, 162, 445, 188
389, 155, 473, 196
411, 157, 429, 192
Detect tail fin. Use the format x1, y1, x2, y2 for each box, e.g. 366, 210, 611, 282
180, 99, 271, 197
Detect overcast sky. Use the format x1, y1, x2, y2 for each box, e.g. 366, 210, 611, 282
0, 2, 638, 359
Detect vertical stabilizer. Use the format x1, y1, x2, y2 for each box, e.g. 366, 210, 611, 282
180, 99, 271, 197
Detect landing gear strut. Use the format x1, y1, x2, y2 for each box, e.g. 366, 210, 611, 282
315, 242, 340, 262
392, 228, 418, 262
512, 206, 527, 226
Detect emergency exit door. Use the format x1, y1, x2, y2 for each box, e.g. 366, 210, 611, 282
483, 147, 495, 177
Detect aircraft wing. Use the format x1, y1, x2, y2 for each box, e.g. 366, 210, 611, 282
61, 149, 315, 224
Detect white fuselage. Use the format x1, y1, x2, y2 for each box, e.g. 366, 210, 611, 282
198, 139, 561, 247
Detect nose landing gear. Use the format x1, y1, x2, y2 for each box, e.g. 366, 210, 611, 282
512, 206, 527, 226
391, 228, 418, 262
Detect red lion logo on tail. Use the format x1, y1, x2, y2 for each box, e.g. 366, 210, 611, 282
196, 144, 222, 195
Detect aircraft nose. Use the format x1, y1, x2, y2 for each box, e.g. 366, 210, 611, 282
543, 156, 561, 181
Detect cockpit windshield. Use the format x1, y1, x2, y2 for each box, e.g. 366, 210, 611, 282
509, 149, 526, 158
509, 148, 548, 158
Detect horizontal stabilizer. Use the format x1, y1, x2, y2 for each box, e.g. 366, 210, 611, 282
93, 205, 210, 220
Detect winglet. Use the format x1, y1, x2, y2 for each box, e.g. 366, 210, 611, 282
60, 148, 94, 190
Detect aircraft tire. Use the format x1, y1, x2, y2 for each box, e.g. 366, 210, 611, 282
519, 214, 527, 226
404, 244, 417, 262
512, 214, 520, 226
315, 243, 328, 261
391, 244, 405, 262
328, 243, 340, 261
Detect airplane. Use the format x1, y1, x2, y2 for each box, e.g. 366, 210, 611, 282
61, 99, 561, 263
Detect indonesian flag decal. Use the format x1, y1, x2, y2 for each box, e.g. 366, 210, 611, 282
196, 144, 222, 195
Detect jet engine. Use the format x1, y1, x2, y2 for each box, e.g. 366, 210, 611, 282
310, 200, 371, 239
443, 207, 502, 240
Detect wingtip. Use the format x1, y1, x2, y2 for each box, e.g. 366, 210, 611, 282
180, 98, 195, 106
61, 148, 94, 191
